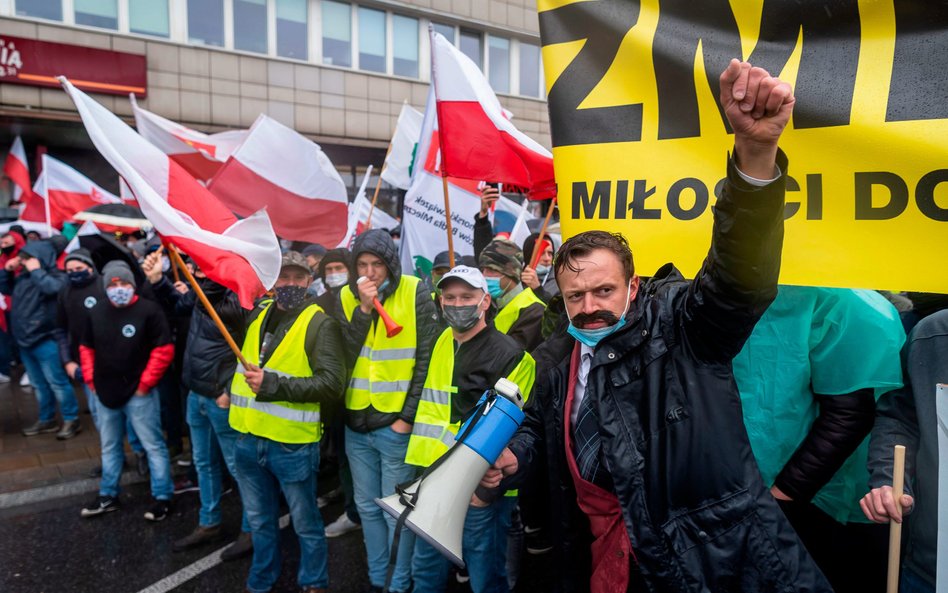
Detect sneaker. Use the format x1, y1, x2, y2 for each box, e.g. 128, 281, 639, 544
524, 525, 554, 555
21, 419, 58, 437
173, 524, 223, 552
220, 532, 253, 562
19, 372, 30, 387
144, 499, 173, 522
456, 567, 470, 584
0, 372, 11, 383
135, 451, 149, 476
81, 495, 120, 517
173, 476, 199, 494
56, 419, 82, 440
325, 513, 361, 538
317, 486, 343, 509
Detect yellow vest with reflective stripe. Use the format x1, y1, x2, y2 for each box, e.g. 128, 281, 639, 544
405, 327, 536, 468
494, 287, 545, 335
229, 302, 324, 444
341, 275, 420, 413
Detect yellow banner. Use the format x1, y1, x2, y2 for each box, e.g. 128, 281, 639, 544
538, 0, 948, 292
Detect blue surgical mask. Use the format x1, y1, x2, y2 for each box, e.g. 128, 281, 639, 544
566, 282, 633, 348
485, 277, 505, 299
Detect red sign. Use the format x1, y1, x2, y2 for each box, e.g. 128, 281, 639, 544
0, 35, 146, 97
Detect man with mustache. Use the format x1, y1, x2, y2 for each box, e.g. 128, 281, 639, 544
480, 60, 832, 592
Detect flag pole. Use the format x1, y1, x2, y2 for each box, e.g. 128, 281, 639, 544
366, 140, 393, 231
886, 444, 907, 593
529, 196, 558, 269
440, 164, 456, 268
167, 247, 253, 370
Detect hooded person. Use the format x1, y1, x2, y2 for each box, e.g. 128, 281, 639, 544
311, 247, 349, 319
336, 228, 440, 593
479, 238, 546, 352
522, 233, 560, 302
0, 240, 80, 438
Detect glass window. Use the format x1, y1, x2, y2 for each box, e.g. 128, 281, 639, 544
276, 0, 307, 59
393, 15, 418, 78
431, 22, 455, 45
188, 0, 225, 47
519, 42, 541, 97
488, 36, 510, 93
460, 29, 482, 70
234, 0, 268, 54
322, 1, 351, 67
75, 0, 117, 29
129, 0, 169, 37
15, 0, 62, 21
358, 7, 386, 73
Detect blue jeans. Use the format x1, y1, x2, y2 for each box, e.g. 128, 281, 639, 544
235, 434, 328, 593
345, 425, 416, 592
413, 496, 517, 593
186, 392, 249, 531
96, 390, 173, 500
85, 384, 143, 454
20, 338, 77, 422
901, 567, 935, 593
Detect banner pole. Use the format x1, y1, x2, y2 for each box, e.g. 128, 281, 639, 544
167, 248, 253, 370
886, 444, 907, 593
366, 140, 393, 231
441, 171, 456, 268
529, 196, 558, 269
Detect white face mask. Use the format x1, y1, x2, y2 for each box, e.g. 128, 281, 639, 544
325, 272, 349, 288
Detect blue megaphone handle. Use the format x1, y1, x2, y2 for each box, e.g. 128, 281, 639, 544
455, 391, 525, 465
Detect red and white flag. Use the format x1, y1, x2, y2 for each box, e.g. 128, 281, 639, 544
130, 95, 248, 183
209, 114, 349, 244
20, 155, 122, 231
430, 30, 556, 199
3, 136, 32, 202
62, 78, 280, 309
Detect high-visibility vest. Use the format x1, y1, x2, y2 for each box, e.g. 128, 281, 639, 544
405, 327, 536, 468
494, 287, 545, 335
230, 302, 324, 444
341, 275, 420, 413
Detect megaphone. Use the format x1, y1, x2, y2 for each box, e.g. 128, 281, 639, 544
375, 378, 526, 568
357, 276, 403, 337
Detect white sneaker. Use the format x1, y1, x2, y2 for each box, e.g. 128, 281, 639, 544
324, 513, 361, 538
19, 373, 30, 387
0, 372, 10, 383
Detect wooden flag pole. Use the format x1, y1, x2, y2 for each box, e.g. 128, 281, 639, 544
529, 196, 558, 269
886, 444, 907, 593
441, 173, 456, 268
365, 141, 394, 231
167, 248, 253, 370
156, 245, 180, 283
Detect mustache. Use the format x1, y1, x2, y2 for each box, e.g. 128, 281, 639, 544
572, 310, 620, 328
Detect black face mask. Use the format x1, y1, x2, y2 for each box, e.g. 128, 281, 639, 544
67, 270, 94, 287
274, 285, 308, 310
1, 245, 15, 255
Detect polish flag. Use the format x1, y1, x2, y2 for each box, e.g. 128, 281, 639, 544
430, 30, 556, 199
130, 95, 248, 183
3, 136, 32, 202
20, 155, 122, 231
62, 78, 281, 309
208, 114, 349, 245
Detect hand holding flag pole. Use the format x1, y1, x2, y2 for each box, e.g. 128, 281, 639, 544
529, 196, 558, 269
886, 444, 906, 593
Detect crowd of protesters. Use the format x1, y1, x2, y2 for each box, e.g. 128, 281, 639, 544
0, 62, 944, 593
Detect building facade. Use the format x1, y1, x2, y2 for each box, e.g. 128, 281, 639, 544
0, 0, 549, 214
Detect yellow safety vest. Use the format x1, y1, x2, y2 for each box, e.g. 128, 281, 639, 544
229, 302, 324, 444
341, 275, 420, 413
405, 327, 536, 468
494, 287, 545, 335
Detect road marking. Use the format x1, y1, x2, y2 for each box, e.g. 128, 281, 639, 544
0, 473, 147, 510
136, 514, 290, 593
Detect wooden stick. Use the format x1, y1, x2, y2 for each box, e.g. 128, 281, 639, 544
886, 444, 907, 593
529, 195, 558, 269
441, 173, 455, 268
365, 141, 393, 231
156, 244, 181, 283
167, 248, 253, 370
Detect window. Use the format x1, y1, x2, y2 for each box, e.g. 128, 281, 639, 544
276, 0, 307, 59
488, 36, 510, 93
129, 0, 169, 37
431, 22, 455, 45
234, 0, 268, 53
322, 1, 351, 67
188, 0, 225, 47
393, 15, 418, 78
519, 42, 541, 97
75, 0, 117, 29
460, 29, 482, 70
16, 0, 62, 21
358, 7, 386, 73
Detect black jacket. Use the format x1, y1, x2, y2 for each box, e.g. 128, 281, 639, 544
337, 229, 440, 432
154, 276, 245, 398
0, 241, 67, 349
506, 152, 831, 592
57, 274, 104, 365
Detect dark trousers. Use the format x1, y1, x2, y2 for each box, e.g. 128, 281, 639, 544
779, 500, 889, 593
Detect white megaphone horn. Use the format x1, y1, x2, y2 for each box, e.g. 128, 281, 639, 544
375, 378, 526, 568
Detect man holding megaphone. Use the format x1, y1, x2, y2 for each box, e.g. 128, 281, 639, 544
338, 229, 441, 593
404, 265, 536, 593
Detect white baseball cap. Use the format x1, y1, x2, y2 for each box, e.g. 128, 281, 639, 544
437, 265, 487, 291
